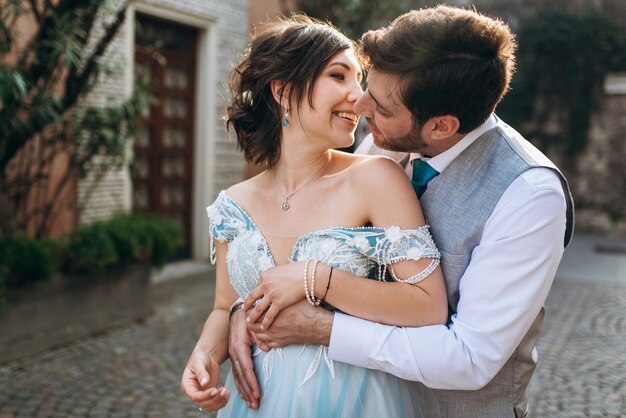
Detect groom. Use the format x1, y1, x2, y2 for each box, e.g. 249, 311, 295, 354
199, 6, 574, 417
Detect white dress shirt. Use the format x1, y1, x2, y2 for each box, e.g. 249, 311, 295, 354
333, 115, 567, 389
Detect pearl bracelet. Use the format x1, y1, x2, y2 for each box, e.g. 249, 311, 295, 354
310, 260, 321, 307
389, 258, 440, 284
303, 259, 313, 305
303, 259, 322, 306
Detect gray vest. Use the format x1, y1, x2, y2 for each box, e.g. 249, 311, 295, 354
412, 122, 574, 418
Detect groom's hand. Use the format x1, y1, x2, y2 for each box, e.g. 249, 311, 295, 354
247, 300, 334, 349
229, 309, 260, 410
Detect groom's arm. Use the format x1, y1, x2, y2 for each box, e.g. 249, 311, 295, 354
234, 301, 332, 407
231, 303, 333, 408
328, 168, 567, 389
248, 171, 566, 390
246, 300, 333, 349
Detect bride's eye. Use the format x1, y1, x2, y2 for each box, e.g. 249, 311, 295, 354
331, 73, 345, 81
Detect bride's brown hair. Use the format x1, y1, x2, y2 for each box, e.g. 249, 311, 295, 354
226, 15, 358, 168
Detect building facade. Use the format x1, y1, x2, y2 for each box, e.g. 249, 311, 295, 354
78, 0, 250, 259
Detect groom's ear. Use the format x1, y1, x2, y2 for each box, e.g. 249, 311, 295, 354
425, 115, 461, 140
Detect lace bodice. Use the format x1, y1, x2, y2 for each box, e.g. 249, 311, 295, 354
207, 191, 440, 299
206, 190, 440, 388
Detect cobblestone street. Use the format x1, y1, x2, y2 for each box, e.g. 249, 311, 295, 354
528, 281, 626, 417
0, 235, 625, 417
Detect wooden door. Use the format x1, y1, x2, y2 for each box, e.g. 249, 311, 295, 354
134, 14, 197, 258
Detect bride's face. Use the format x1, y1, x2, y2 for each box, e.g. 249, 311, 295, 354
292, 49, 363, 149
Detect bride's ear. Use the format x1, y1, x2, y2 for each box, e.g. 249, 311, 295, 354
270, 80, 291, 110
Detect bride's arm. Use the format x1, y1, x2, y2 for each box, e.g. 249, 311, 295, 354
321, 156, 447, 326
181, 241, 239, 410
187, 241, 238, 363
245, 157, 448, 329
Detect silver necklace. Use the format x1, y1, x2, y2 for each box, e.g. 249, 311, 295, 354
271, 157, 330, 211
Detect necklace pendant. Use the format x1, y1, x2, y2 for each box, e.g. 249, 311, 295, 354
281, 200, 290, 211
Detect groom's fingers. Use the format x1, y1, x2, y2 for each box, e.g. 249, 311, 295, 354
248, 323, 278, 350
261, 304, 280, 330
228, 320, 260, 408
236, 346, 260, 409
231, 353, 252, 404
229, 311, 256, 406
249, 327, 271, 352
247, 321, 264, 336
231, 352, 259, 409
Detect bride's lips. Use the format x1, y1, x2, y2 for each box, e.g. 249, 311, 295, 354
333, 111, 359, 126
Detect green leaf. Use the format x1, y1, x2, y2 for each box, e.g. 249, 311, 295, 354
11, 71, 27, 97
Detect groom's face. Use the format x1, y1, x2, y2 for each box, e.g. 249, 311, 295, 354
354, 68, 428, 153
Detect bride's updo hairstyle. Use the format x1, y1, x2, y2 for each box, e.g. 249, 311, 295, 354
226, 15, 357, 168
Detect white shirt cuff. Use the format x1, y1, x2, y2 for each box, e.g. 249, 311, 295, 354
328, 312, 378, 368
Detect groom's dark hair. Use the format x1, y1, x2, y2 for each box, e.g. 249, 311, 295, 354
360, 6, 516, 133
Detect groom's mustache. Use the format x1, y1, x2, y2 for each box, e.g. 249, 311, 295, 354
365, 118, 381, 135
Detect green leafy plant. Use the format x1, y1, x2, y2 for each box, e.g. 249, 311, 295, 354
294, 0, 411, 40
0, 234, 56, 287
105, 215, 182, 268
106, 216, 145, 265
0, 0, 150, 237
499, 8, 626, 164
64, 223, 119, 275
62, 215, 182, 275
0, 268, 5, 309
0, 215, 182, 290
139, 217, 182, 268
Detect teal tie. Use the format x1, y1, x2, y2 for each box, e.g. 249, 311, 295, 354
411, 159, 439, 198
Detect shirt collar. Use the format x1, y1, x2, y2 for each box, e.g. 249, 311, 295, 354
409, 114, 498, 173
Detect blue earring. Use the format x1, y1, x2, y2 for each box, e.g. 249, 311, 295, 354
282, 110, 289, 128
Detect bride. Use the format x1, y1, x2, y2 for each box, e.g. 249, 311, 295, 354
181, 15, 448, 417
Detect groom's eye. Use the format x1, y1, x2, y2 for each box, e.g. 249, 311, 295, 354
376, 107, 391, 118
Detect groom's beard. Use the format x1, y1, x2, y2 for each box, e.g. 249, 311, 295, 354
367, 118, 427, 153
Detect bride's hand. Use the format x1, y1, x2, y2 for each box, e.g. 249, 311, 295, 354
243, 261, 308, 329
181, 350, 229, 412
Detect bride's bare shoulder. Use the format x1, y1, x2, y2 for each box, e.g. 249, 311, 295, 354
224, 170, 268, 203
339, 152, 407, 188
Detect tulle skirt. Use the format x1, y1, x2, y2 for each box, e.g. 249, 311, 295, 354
217, 344, 426, 418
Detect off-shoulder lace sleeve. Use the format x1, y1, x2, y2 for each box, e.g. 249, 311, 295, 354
357, 225, 441, 284
206, 191, 244, 264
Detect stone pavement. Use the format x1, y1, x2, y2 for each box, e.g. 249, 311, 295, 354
0, 234, 624, 417
528, 234, 626, 417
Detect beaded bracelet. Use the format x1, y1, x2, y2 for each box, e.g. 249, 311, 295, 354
303, 259, 313, 305
310, 260, 321, 306
389, 258, 440, 284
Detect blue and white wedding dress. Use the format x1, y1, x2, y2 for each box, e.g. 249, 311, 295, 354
207, 191, 440, 418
